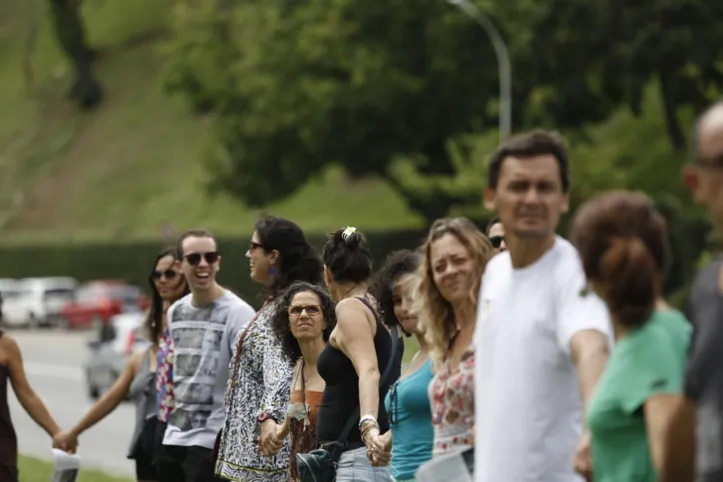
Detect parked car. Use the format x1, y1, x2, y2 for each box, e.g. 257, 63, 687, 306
1, 277, 78, 328
57, 280, 150, 330
0, 278, 19, 324
83, 312, 151, 399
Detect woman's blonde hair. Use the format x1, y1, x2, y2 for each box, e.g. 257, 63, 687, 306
416, 217, 494, 367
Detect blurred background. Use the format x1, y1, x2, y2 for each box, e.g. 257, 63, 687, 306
0, 0, 721, 479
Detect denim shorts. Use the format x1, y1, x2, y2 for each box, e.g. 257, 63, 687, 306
336, 447, 393, 482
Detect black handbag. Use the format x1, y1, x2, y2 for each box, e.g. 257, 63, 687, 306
296, 298, 398, 482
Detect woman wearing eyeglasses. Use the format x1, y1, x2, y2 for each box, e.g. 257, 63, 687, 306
263, 282, 336, 481
53, 246, 188, 482
215, 217, 324, 482
370, 250, 434, 482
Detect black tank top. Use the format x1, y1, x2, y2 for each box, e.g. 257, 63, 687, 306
316, 297, 403, 442
0, 331, 17, 467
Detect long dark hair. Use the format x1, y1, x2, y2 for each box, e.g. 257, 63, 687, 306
270, 282, 336, 364
254, 216, 323, 298
147, 246, 189, 344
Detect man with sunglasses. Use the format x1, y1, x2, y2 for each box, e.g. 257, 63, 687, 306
157, 229, 256, 482
662, 101, 723, 482
485, 217, 506, 253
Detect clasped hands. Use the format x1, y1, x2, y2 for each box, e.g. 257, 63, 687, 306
257, 419, 285, 456
51, 430, 79, 454
362, 424, 391, 467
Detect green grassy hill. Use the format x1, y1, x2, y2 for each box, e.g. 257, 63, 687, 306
0, 0, 421, 245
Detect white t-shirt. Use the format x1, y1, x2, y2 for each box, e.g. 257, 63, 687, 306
474, 236, 612, 482
163, 290, 256, 449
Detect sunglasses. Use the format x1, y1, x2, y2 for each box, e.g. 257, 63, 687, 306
184, 251, 220, 266
151, 269, 179, 280
249, 241, 265, 251
288, 304, 322, 317
489, 235, 504, 249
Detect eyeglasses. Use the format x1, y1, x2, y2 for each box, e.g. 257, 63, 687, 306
184, 252, 220, 266
489, 235, 504, 249
150, 269, 178, 280
288, 304, 322, 317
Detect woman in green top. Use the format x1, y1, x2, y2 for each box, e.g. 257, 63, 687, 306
570, 190, 692, 482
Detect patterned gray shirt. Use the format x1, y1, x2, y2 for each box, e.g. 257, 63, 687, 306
163, 290, 255, 449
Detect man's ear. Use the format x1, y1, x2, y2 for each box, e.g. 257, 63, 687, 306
484, 187, 497, 212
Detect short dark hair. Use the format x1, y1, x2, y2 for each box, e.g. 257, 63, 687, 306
176, 228, 215, 256
487, 130, 570, 192
254, 216, 323, 298
485, 217, 501, 235
369, 250, 422, 334
270, 282, 337, 364
322, 228, 373, 283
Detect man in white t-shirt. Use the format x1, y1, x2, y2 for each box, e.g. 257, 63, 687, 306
474, 130, 613, 482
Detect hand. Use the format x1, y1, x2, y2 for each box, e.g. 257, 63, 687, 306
257, 420, 283, 456
52, 430, 78, 454
363, 426, 388, 466
573, 430, 592, 481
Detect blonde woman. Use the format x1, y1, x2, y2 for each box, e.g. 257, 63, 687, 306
416, 218, 493, 459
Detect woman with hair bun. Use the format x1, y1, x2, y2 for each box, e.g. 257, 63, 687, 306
570, 190, 692, 482
315, 227, 401, 481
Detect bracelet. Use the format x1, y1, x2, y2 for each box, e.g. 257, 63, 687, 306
361, 424, 379, 443
358, 415, 378, 430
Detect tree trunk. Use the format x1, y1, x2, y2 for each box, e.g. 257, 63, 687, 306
49, 0, 103, 109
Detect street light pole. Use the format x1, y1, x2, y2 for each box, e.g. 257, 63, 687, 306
447, 0, 512, 142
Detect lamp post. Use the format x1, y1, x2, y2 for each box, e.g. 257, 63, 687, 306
448, 0, 512, 142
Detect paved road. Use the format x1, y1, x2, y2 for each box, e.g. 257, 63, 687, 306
7, 328, 135, 478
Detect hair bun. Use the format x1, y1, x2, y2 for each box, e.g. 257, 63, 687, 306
340, 226, 361, 247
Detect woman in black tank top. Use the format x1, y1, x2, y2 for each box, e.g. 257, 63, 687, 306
0, 330, 63, 481
316, 227, 401, 481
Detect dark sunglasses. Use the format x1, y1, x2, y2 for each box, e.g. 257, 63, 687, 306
249, 241, 265, 251
288, 304, 322, 316
184, 251, 220, 266
151, 269, 179, 280
489, 235, 504, 249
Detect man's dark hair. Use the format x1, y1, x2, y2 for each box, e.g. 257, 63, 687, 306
176, 228, 215, 256
487, 130, 570, 192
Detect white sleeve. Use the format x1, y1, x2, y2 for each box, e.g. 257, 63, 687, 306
227, 303, 256, 355
555, 253, 613, 357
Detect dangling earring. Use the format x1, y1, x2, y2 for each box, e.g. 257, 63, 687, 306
269, 266, 276, 277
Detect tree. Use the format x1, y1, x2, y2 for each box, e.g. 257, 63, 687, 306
48, 0, 102, 109
162, 0, 723, 222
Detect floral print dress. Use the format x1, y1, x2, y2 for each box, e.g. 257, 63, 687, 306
428, 345, 475, 456
156, 327, 174, 422
215, 300, 295, 482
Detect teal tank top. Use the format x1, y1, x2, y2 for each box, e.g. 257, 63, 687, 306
383, 359, 434, 480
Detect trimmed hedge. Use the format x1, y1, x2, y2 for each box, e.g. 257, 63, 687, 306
0, 230, 428, 308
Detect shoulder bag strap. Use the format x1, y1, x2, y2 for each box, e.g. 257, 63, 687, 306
224, 300, 269, 408
337, 296, 399, 444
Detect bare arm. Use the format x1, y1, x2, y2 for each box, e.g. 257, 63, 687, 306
659, 396, 696, 482
643, 393, 685, 473
571, 329, 610, 411
570, 329, 610, 481
5, 335, 61, 437
334, 299, 380, 421
70, 350, 142, 437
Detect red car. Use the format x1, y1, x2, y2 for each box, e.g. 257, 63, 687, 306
58, 280, 150, 330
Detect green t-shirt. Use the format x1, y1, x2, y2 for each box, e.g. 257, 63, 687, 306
586, 309, 691, 482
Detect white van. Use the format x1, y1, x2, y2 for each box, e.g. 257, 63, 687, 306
0, 278, 19, 324
2, 277, 78, 328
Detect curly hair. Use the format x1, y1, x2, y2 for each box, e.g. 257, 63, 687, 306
416, 217, 494, 367
369, 250, 422, 335
270, 281, 336, 364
